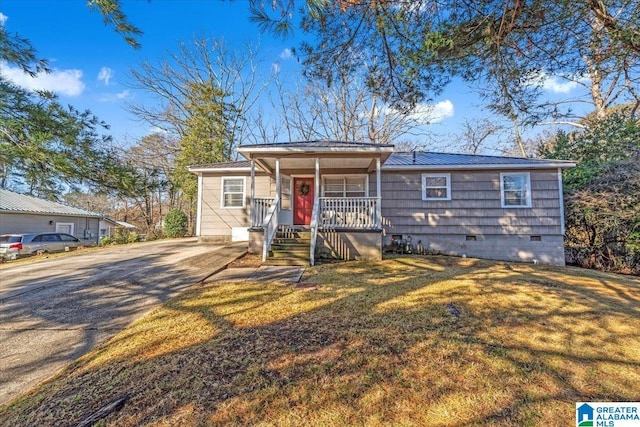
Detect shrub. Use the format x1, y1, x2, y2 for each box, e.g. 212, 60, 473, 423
164, 209, 188, 238
100, 236, 113, 246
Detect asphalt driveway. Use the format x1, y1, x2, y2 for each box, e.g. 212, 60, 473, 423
0, 238, 247, 406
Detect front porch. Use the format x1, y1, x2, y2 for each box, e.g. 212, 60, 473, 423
238, 142, 393, 266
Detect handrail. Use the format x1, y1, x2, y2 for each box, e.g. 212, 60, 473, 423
262, 197, 280, 262
309, 195, 320, 266
319, 197, 380, 229
251, 197, 275, 228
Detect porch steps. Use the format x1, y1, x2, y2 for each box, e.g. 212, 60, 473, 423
265, 228, 311, 266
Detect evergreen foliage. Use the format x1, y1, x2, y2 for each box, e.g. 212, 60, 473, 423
164, 208, 188, 238
542, 112, 640, 274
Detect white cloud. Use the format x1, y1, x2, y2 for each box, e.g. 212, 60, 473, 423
279, 48, 293, 60
526, 71, 588, 94
98, 89, 131, 102
541, 76, 580, 94
404, 100, 454, 124
0, 61, 85, 96
97, 67, 113, 86
0, 12, 8, 27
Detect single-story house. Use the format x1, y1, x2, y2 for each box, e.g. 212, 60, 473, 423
98, 219, 138, 240
0, 188, 102, 243
189, 141, 576, 266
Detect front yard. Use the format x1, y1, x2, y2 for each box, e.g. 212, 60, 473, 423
1, 256, 639, 426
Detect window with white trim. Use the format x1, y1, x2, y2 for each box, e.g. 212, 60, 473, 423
323, 176, 367, 197
500, 172, 531, 208
221, 177, 245, 208
281, 176, 292, 210
422, 173, 451, 201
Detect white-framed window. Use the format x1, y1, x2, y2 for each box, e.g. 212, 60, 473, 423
221, 177, 246, 208
500, 172, 532, 208
422, 173, 451, 201
322, 175, 367, 197
281, 176, 292, 210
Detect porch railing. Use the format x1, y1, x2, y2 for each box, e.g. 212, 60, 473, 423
319, 197, 381, 229
262, 197, 280, 262
251, 197, 275, 228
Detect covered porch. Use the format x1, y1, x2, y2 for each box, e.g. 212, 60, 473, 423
237, 142, 394, 265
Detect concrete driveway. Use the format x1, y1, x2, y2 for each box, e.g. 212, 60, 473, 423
0, 238, 246, 406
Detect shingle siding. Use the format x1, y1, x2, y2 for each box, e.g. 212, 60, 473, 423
379, 169, 565, 265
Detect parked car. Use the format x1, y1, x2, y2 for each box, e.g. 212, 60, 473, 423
0, 232, 97, 260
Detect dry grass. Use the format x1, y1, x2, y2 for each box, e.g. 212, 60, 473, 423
1, 256, 639, 426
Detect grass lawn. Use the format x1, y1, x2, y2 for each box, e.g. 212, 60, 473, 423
1, 256, 639, 426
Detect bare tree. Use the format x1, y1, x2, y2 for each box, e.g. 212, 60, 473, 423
127, 36, 270, 151
253, 65, 440, 144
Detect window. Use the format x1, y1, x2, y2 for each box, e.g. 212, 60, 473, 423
323, 176, 367, 197
221, 177, 246, 208
501, 172, 531, 208
281, 176, 292, 210
59, 233, 79, 242
422, 173, 451, 201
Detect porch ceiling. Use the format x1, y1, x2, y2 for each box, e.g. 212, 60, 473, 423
238, 141, 393, 173
255, 156, 376, 172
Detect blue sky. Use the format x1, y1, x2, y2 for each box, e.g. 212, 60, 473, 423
0, 1, 588, 151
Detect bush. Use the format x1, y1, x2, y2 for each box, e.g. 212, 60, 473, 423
164, 209, 188, 238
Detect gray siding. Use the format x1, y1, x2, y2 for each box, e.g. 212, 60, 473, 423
0, 213, 100, 242
199, 173, 272, 238
377, 169, 566, 265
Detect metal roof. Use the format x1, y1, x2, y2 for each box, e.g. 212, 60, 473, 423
189, 160, 250, 170
0, 189, 103, 217
188, 150, 576, 173
239, 140, 394, 149
384, 152, 576, 169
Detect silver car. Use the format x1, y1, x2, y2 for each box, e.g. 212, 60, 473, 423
0, 232, 97, 260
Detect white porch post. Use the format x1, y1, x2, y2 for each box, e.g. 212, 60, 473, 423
275, 158, 281, 199
315, 157, 320, 197
250, 157, 255, 227
376, 156, 382, 228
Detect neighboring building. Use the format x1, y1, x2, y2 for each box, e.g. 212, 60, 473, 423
0, 188, 102, 243
189, 141, 576, 266
98, 219, 138, 240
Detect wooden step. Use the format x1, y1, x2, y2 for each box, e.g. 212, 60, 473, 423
271, 239, 311, 247
264, 257, 310, 266
270, 249, 310, 258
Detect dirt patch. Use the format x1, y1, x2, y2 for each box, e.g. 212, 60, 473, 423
227, 253, 262, 268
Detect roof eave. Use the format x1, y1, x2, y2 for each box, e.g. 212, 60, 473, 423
188, 167, 255, 174
0, 209, 104, 218
383, 162, 577, 171
237, 145, 395, 157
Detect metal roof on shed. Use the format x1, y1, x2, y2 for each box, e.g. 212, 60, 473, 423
0, 188, 103, 217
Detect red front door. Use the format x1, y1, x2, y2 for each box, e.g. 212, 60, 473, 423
293, 178, 314, 225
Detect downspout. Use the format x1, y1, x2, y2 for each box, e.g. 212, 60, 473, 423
195, 174, 202, 237
557, 168, 566, 235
